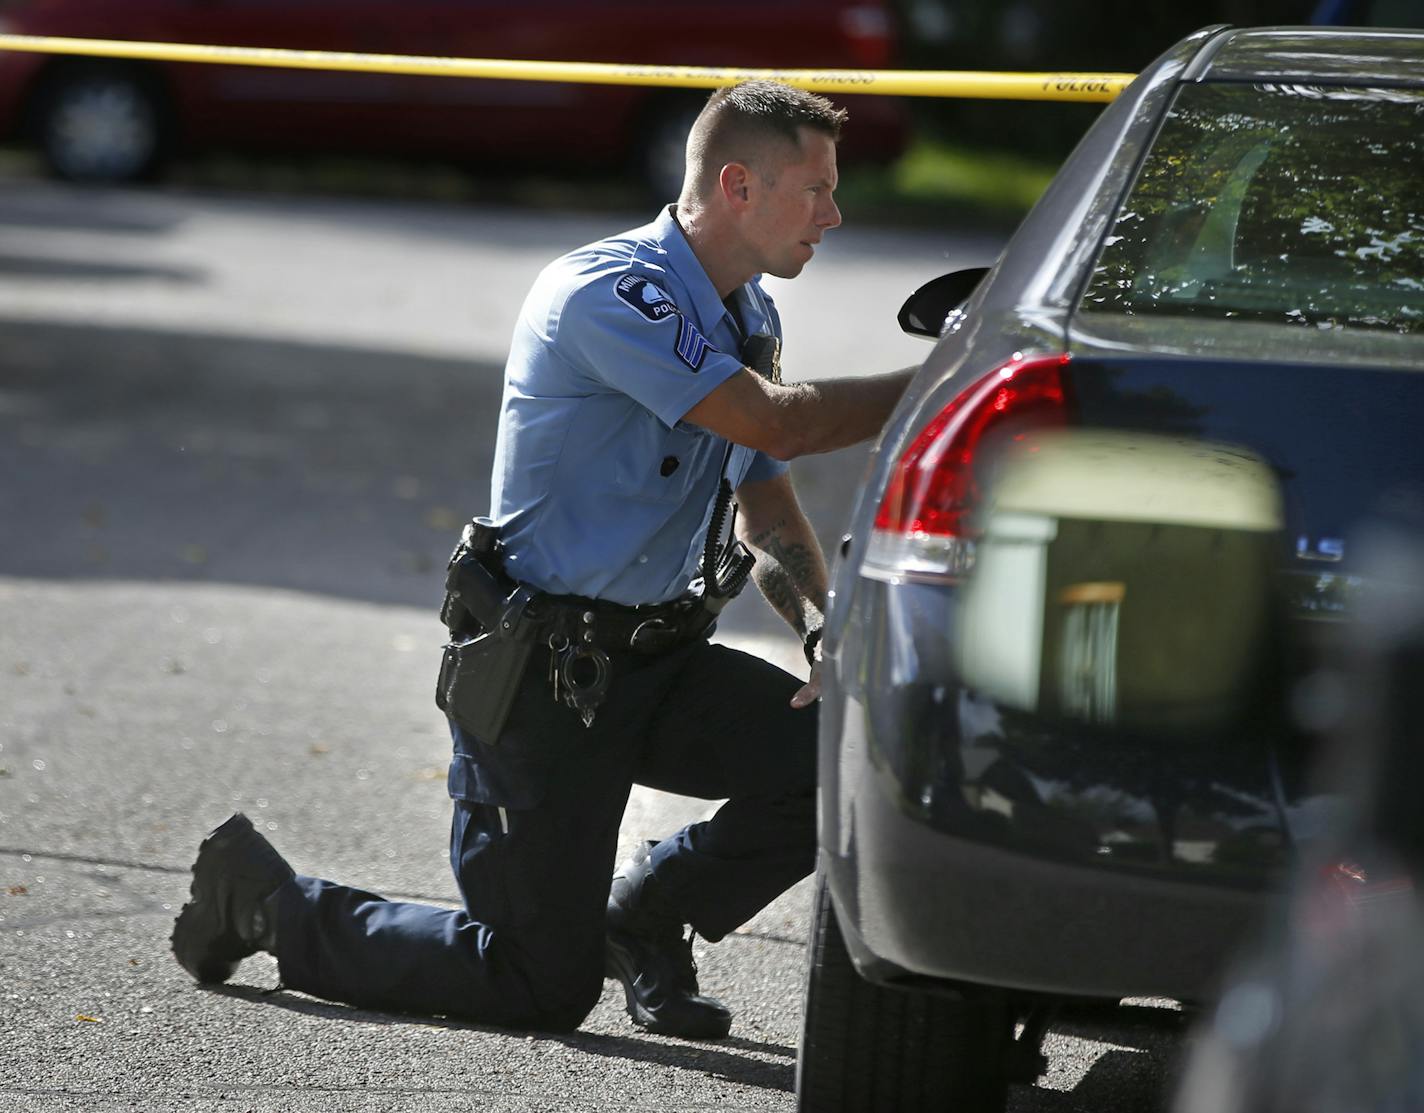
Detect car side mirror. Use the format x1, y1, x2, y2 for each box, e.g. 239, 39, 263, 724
897, 267, 990, 338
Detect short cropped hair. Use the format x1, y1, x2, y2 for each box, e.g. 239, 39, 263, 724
683, 81, 847, 198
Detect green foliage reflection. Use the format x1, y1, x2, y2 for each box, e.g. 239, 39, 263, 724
1082, 83, 1424, 334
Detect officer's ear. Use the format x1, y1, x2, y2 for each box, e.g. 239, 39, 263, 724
718, 162, 755, 210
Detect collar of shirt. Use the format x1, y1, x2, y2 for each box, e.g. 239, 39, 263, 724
652, 205, 758, 350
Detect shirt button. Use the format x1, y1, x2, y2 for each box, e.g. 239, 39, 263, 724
638, 555, 649, 564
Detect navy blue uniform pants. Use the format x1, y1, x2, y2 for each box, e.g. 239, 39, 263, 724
272, 638, 817, 1030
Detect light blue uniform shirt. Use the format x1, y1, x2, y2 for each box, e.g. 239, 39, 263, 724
490, 206, 789, 605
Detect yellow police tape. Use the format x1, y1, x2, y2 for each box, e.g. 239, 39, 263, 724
0, 34, 1134, 103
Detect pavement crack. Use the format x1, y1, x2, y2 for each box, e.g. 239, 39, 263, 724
0, 846, 188, 876
0, 846, 458, 905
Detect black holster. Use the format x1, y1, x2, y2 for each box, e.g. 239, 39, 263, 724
436, 520, 538, 744
436, 632, 534, 744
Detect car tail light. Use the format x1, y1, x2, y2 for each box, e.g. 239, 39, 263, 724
838, 5, 893, 69
865, 352, 1070, 582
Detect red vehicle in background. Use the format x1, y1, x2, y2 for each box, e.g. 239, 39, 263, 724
0, 0, 908, 195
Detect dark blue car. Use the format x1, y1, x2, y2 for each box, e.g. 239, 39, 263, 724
798, 24, 1424, 1112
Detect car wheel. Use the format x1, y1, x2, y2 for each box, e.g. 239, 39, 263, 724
796, 868, 1013, 1113
637, 97, 703, 202
33, 64, 169, 183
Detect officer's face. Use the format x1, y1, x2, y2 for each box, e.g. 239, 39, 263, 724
747, 129, 842, 280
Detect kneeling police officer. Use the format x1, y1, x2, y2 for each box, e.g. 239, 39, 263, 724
171, 81, 913, 1038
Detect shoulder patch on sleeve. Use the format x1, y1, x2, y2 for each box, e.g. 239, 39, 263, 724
675, 316, 710, 371
614, 274, 679, 324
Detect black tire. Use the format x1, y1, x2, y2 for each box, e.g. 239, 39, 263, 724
32, 63, 170, 184
796, 868, 1013, 1113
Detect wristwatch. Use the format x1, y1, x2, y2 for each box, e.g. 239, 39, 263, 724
803, 626, 823, 668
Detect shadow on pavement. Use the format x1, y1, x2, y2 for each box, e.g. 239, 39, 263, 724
1054, 1000, 1192, 1046
1006, 1003, 1189, 1112
1010, 1048, 1173, 1112
0, 254, 207, 284
211, 983, 796, 1092
0, 316, 503, 609
549, 1029, 795, 1093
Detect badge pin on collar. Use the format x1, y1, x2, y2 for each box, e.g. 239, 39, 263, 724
742, 334, 781, 385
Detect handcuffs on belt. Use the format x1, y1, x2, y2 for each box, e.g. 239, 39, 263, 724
544, 610, 612, 729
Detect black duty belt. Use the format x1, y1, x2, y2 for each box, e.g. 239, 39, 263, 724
534, 593, 713, 656
442, 521, 730, 657
440, 525, 723, 730
441, 514, 746, 728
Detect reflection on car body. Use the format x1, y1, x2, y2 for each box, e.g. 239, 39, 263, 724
1082, 82, 1424, 334
797, 23, 1424, 1113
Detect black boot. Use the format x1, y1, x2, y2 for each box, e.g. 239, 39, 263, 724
171, 813, 294, 984
605, 841, 732, 1039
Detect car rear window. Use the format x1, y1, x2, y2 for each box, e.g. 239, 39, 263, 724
1079, 82, 1424, 334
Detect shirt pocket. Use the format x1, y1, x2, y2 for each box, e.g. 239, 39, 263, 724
615, 422, 707, 504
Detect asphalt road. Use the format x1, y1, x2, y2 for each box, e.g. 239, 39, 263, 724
0, 177, 1188, 1111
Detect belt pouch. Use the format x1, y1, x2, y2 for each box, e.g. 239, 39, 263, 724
436, 632, 534, 744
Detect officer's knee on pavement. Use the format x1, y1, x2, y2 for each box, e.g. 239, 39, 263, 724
528, 974, 603, 1033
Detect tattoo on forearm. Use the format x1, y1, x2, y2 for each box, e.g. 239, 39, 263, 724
753, 563, 802, 627
746, 519, 827, 637
748, 518, 787, 550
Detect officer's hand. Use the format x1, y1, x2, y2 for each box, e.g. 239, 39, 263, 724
791, 662, 822, 709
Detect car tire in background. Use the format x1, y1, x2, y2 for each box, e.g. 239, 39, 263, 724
795, 869, 1013, 1112
30, 62, 171, 183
